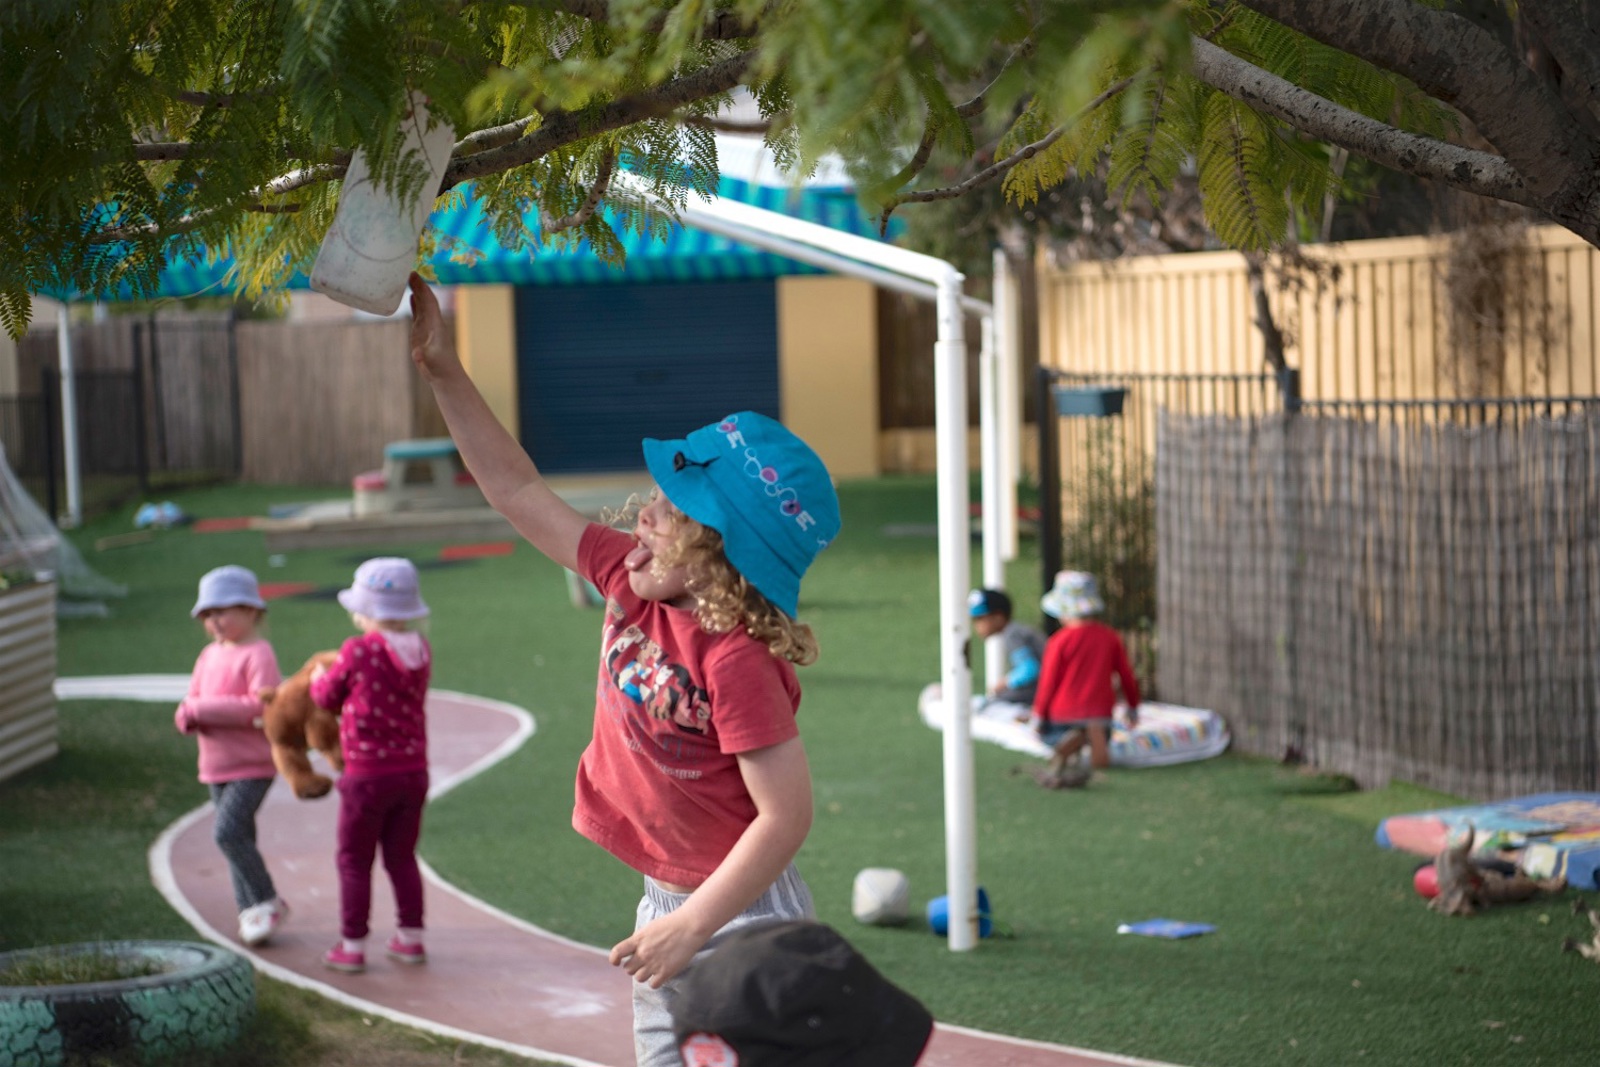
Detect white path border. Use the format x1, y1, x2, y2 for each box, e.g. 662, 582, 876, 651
60, 675, 1184, 1067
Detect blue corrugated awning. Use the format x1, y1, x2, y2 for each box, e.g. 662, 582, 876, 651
49, 177, 886, 302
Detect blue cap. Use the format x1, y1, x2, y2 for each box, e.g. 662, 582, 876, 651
967, 588, 1012, 618
642, 412, 840, 618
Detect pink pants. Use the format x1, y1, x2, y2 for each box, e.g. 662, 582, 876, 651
335, 769, 429, 940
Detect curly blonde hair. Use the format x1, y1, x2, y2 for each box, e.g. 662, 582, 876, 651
607, 493, 819, 665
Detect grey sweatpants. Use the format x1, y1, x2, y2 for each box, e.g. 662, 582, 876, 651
209, 777, 277, 912
630, 864, 814, 1067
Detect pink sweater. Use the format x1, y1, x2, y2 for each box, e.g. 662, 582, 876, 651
176, 638, 282, 783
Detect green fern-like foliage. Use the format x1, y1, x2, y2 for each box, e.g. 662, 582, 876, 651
1196, 92, 1289, 249
0, 0, 1473, 337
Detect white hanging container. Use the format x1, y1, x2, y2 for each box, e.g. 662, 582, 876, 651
310, 92, 455, 315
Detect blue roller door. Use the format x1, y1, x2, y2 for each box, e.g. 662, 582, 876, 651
515, 281, 780, 473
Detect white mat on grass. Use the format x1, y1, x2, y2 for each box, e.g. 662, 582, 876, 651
917, 683, 1231, 767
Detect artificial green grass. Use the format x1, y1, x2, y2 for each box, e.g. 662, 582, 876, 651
18, 477, 1600, 1066
0, 695, 551, 1067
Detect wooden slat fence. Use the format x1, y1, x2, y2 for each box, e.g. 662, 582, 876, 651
236, 318, 448, 485
1157, 407, 1600, 798
1040, 224, 1599, 401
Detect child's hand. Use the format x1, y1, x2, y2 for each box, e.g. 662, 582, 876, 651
257, 686, 278, 706
1126, 706, 1139, 728
408, 273, 459, 383
609, 911, 708, 990
174, 702, 198, 735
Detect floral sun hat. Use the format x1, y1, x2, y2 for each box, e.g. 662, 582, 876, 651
1040, 570, 1104, 620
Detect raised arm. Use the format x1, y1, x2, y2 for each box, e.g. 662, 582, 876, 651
408, 273, 586, 572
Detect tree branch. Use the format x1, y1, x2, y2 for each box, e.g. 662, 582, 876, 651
87, 162, 346, 243
1515, 0, 1600, 139
500, 0, 762, 41
1236, 0, 1589, 203
443, 49, 756, 188
540, 148, 616, 234
683, 115, 775, 135
1188, 36, 1534, 209
102, 51, 755, 244
134, 143, 195, 161
880, 47, 1027, 196
454, 117, 537, 156
878, 75, 1135, 229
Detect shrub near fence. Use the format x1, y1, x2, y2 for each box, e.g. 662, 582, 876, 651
1157, 405, 1600, 798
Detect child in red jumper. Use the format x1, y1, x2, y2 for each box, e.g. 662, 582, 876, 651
311, 557, 432, 974
1032, 571, 1140, 771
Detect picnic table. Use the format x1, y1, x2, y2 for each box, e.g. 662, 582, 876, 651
352, 437, 482, 516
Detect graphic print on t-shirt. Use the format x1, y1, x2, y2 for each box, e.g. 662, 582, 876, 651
602, 622, 711, 734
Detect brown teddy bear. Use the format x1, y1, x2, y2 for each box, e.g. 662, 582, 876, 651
260, 651, 342, 799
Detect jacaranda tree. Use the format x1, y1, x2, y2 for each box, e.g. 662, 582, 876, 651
5, 1, 1598, 336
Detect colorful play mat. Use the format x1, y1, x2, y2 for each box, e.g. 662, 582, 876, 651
1376, 793, 1600, 890
916, 684, 1230, 768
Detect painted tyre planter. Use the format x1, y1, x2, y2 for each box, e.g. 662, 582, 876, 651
0, 941, 254, 1066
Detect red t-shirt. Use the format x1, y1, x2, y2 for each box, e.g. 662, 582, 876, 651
572, 524, 801, 886
1033, 620, 1140, 723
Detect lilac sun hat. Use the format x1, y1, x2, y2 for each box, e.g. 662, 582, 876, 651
336, 557, 429, 621
191, 565, 266, 617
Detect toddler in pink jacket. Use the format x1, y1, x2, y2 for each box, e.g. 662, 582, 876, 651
174, 564, 288, 947
310, 557, 433, 975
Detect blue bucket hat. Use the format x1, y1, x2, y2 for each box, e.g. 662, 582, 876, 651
642, 412, 841, 617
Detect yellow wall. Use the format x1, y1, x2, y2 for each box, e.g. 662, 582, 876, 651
451, 285, 519, 437
777, 276, 879, 479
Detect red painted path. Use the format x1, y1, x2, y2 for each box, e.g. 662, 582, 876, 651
59, 676, 1184, 1067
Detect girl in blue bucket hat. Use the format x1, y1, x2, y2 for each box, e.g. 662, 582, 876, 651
406, 275, 840, 1067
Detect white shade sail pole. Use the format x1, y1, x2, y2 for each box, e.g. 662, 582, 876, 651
993, 249, 1021, 562
658, 185, 983, 952
934, 269, 978, 951
54, 302, 82, 527
979, 314, 1006, 693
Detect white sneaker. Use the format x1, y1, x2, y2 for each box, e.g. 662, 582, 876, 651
239, 898, 289, 946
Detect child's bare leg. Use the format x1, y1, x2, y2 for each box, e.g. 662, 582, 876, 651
1050, 732, 1086, 771
1087, 725, 1111, 769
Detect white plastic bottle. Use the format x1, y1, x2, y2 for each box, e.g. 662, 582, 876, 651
310, 92, 455, 315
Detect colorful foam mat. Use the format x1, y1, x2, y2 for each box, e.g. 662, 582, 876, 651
1376, 792, 1600, 890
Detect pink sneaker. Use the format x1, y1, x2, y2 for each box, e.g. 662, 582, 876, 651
322, 944, 365, 974
385, 935, 427, 965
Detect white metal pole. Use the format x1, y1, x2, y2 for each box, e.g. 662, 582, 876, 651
934, 268, 978, 952
979, 314, 1006, 693
660, 187, 987, 953
55, 302, 83, 527
993, 249, 1021, 562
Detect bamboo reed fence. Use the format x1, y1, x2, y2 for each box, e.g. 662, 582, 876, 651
1156, 406, 1600, 797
